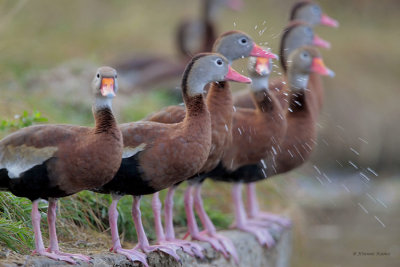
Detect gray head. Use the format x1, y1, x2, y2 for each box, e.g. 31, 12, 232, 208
183, 53, 251, 97
287, 46, 334, 90
213, 31, 277, 63
289, 1, 339, 27
280, 21, 330, 72
91, 66, 118, 98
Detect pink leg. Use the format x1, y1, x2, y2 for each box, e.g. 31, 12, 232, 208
108, 194, 148, 266
231, 184, 275, 248
184, 184, 233, 260
132, 195, 180, 261
155, 187, 204, 258
193, 184, 238, 263
45, 198, 92, 262
31, 200, 76, 264
246, 183, 292, 228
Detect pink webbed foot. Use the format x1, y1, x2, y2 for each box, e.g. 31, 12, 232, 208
135, 244, 180, 262
200, 231, 239, 264
231, 223, 276, 248
32, 249, 77, 264
248, 218, 285, 234
190, 231, 232, 260
110, 246, 148, 267
254, 212, 292, 228
46, 248, 91, 262
159, 239, 204, 258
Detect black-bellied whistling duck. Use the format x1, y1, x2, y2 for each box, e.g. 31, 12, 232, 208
233, 21, 331, 110
176, 0, 244, 59
93, 53, 251, 266
290, 0, 339, 28
0, 67, 123, 264
145, 31, 276, 261
218, 46, 334, 232
116, 0, 244, 92
198, 54, 287, 248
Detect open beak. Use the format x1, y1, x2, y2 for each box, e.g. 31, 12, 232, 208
255, 58, 271, 75
311, 58, 335, 77
313, 34, 331, 49
250, 44, 278, 59
225, 67, 252, 84
100, 78, 116, 97
321, 14, 339, 28
227, 0, 244, 11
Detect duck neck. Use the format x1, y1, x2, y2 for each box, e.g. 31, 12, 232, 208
206, 81, 233, 122
203, 0, 218, 23
93, 97, 118, 135
251, 75, 269, 92
182, 81, 208, 118
288, 72, 309, 93
287, 72, 310, 112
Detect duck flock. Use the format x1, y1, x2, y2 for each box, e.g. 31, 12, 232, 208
0, 0, 338, 266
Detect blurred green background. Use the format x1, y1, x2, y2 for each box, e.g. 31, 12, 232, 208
0, 0, 399, 266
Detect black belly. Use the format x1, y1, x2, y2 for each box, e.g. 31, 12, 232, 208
93, 153, 157, 196
1, 158, 68, 201
206, 161, 268, 184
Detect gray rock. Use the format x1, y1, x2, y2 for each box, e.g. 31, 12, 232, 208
13, 229, 292, 267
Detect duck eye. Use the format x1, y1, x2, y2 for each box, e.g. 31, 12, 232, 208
240, 38, 247, 44
302, 52, 309, 58
216, 59, 223, 66
97, 73, 100, 78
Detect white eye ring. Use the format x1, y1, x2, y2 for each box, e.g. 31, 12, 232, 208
239, 38, 248, 45
215, 59, 223, 66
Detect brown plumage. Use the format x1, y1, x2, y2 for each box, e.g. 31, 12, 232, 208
0, 67, 122, 200
145, 30, 276, 176
221, 91, 287, 172
145, 81, 233, 175
224, 46, 333, 179
0, 66, 123, 264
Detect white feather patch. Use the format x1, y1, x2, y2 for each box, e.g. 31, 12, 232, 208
0, 145, 58, 179
122, 143, 146, 159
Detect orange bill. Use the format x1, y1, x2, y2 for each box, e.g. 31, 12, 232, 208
311, 58, 335, 77
101, 78, 115, 97
255, 57, 271, 75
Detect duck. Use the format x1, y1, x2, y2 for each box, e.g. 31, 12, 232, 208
176, 0, 244, 59
289, 0, 339, 28
214, 46, 334, 232
202, 54, 287, 247
145, 31, 276, 261
233, 21, 331, 110
116, 0, 243, 92
93, 53, 251, 266
0, 67, 123, 264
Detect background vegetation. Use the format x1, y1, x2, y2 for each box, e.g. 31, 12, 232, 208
0, 0, 399, 266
